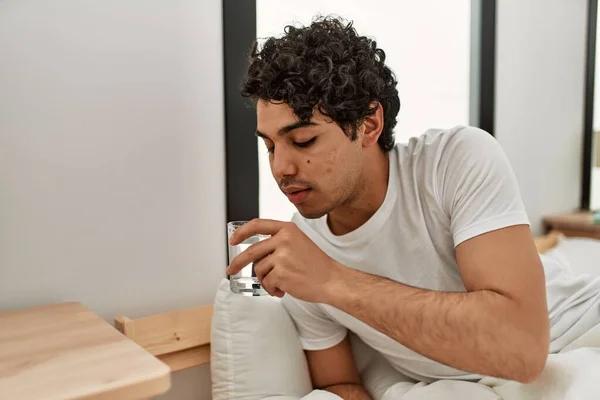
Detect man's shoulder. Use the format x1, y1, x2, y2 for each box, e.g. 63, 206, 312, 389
395, 125, 492, 152
393, 125, 497, 175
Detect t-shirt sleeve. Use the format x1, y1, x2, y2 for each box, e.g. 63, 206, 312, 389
281, 294, 347, 351
434, 126, 530, 247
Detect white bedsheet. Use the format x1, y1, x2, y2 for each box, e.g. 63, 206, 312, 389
287, 322, 600, 400
370, 320, 600, 400
484, 321, 600, 400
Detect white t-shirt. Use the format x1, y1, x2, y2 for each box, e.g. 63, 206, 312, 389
282, 125, 600, 382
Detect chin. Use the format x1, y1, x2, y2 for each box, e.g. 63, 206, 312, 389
295, 205, 328, 219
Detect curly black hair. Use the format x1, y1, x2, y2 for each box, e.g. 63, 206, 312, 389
240, 16, 400, 152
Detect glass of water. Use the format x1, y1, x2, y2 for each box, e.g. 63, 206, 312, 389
227, 221, 269, 296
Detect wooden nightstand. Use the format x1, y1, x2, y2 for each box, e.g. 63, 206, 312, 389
542, 211, 600, 240
0, 302, 171, 400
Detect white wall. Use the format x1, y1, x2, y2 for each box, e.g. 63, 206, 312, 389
593, 167, 600, 209
594, 0, 600, 132
593, 0, 600, 210
495, 0, 588, 234
0, 1, 224, 399
256, 0, 471, 221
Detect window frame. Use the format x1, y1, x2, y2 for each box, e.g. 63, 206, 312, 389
582, 0, 597, 210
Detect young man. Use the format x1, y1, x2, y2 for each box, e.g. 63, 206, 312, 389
226, 17, 600, 399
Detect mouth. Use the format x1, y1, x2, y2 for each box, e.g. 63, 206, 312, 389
283, 188, 312, 205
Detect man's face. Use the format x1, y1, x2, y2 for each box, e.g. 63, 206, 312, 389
256, 100, 365, 219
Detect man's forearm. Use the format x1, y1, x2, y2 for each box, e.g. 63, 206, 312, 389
325, 266, 549, 383
325, 384, 372, 400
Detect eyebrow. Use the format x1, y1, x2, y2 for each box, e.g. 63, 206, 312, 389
256, 120, 318, 139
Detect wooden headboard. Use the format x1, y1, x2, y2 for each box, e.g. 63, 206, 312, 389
114, 305, 213, 372
534, 230, 563, 254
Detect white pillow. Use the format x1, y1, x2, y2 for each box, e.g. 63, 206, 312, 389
211, 279, 313, 400
547, 235, 600, 277
210, 278, 405, 400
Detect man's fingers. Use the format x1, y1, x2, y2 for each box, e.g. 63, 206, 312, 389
226, 235, 275, 276
253, 253, 285, 298
229, 218, 288, 245
253, 254, 275, 283
261, 271, 285, 298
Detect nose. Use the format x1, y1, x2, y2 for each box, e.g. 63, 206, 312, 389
271, 146, 298, 180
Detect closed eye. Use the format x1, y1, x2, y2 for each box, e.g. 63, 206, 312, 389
294, 137, 317, 148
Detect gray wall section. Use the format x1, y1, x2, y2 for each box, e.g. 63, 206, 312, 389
495, 0, 588, 234
0, 1, 225, 398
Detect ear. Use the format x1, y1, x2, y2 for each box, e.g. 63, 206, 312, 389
360, 102, 384, 148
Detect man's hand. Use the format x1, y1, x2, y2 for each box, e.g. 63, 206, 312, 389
226, 218, 341, 302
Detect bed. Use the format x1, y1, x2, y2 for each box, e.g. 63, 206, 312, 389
114, 229, 600, 400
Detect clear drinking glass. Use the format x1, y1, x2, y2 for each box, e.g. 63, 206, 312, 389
227, 221, 269, 296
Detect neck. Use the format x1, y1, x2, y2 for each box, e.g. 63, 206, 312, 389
327, 149, 390, 236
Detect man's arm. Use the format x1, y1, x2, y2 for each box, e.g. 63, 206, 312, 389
325, 384, 372, 399
306, 335, 372, 400
227, 218, 550, 383
325, 224, 550, 383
